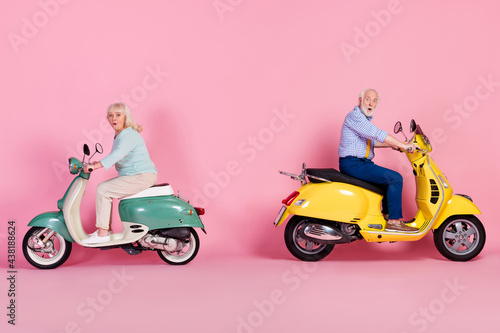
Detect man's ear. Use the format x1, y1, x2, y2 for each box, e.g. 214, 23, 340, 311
358, 97, 362, 107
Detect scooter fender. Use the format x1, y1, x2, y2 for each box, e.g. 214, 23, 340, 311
27, 211, 75, 242
281, 182, 383, 224
432, 194, 481, 229
119, 195, 206, 231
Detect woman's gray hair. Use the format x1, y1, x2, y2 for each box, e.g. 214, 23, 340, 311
107, 102, 143, 133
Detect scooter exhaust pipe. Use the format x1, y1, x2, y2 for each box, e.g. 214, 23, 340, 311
298, 223, 352, 244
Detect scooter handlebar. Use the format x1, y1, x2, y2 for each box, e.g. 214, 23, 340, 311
395, 147, 412, 153
82, 162, 94, 173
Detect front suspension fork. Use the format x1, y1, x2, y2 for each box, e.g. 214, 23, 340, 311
32, 228, 57, 257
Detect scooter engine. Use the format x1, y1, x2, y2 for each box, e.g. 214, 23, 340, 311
139, 234, 181, 252
340, 222, 357, 236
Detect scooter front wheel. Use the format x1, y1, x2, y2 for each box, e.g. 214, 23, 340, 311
157, 228, 200, 265
284, 216, 334, 261
22, 227, 72, 269
433, 215, 485, 262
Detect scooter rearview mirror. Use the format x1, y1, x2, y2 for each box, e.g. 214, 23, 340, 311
83, 144, 90, 156
410, 119, 416, 133
95, 143, 103, 154
89, 143, 104, 161
394, 121, 408, 142
394, 121, 402, 134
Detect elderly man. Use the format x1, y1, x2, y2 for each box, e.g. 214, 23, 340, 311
338, 89, 418, 233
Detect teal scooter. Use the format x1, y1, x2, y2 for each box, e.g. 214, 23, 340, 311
23, 144, 206, 269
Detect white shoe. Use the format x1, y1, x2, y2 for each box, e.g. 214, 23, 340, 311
89, 230, 112, 237
82, 232, 110, 244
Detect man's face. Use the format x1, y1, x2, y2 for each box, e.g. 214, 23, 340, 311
359, 90, 378, 117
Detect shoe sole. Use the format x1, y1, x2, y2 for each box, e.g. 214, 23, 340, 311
82, 237, 111, 244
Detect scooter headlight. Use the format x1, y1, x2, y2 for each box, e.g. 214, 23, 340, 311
69, 158, 82, 174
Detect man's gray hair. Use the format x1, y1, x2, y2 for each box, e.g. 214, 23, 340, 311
359, 89, 379, 100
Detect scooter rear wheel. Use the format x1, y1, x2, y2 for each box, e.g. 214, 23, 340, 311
157, 228, 199, 265
433, 215, 485, 262
284, 216, 334, 261
22, 227, 72, 269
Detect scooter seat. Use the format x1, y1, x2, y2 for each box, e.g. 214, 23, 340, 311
121, 183, 175, 200
306, 168, 386, 196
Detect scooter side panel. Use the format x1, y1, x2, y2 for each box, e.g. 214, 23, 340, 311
27, 211, 75, 242
286, 182, 383, 223
62, 177, 90, 245
57, 177, 79, 210
119, 196, 205, 231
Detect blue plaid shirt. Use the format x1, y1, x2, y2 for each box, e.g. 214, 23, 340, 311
338, 106, 388, 160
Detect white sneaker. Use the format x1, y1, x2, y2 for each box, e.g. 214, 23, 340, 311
82, 232, 110, 244
89, 230, 112, 237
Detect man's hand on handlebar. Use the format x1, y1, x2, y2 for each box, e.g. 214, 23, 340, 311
400, 142, 417, 153
392, 142, 416, 153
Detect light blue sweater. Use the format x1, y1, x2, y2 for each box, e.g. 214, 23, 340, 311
100, 127, 157, 176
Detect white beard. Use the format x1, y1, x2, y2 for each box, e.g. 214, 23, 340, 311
360, 105, 374, 117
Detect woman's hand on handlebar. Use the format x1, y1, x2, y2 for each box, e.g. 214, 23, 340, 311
84, 161, 103, 173
83, 163, 93, 173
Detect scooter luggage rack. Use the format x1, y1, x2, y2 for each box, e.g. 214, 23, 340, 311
279, 163, 331, 185
177, 191, 190, 203
305, 174, 331, 183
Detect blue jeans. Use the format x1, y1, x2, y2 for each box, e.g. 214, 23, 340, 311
339, 156, 403, 220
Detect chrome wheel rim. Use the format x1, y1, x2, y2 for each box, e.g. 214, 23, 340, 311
159, 233, 197, 263
293, 220, 327, 255
441, 219, 480, 256
26, 230, 67, 266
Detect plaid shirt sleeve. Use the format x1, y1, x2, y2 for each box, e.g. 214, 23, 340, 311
338, 106, 388, 159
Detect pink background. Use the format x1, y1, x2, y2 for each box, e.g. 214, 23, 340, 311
1, 1, 499, 332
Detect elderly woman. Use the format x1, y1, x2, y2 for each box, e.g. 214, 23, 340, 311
82, 103, 157, 244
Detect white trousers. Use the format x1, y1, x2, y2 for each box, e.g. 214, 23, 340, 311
95, 173, 157, 230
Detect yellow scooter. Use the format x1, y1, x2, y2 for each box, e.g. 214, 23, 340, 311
274, 119, 485, 262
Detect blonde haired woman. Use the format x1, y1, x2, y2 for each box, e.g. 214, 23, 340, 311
82, 103, 157, 244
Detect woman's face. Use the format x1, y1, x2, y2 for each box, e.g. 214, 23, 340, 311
107, 109, 126, 133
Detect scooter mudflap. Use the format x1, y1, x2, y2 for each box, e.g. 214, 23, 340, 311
274, 206, 286, 225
